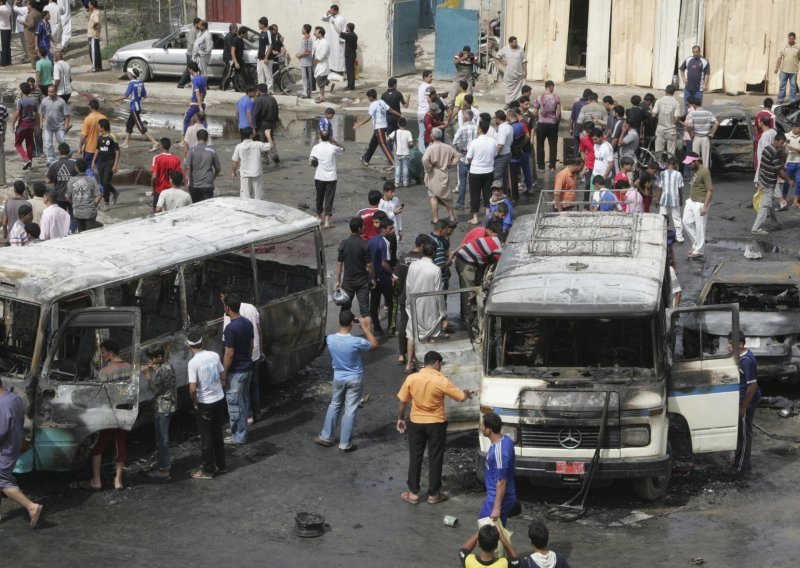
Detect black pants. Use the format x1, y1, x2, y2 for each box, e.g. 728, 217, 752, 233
196, 399, 227, 474
76, 217, 99, 232
96, 160, 116, 203
397, 302, 408, 356
509, 158, 522, 202
345, 54, 356, 90
536, 122, 559, 170
189, 187, 214, 203
468, 172, 493, 214
59, 93, 71, 104
362, 128, 394, 165
314, 179, 337, 216
0, 29, 11, 66
407, 420, 447, 495
177, 54, 193, 87
733, 405, 756, 472
89, 38, 102, 71
370, 278, 393, 331
342, 283, 371, 318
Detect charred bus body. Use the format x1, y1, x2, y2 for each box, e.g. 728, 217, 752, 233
0, 199, 326, 472
470, 210, 742, 500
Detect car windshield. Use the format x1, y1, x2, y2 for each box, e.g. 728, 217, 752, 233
0, 297, 41, 376
487, 315, 655, 374
704, 283, 800, 312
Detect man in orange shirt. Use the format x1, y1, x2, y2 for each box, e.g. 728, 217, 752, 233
396, 350, 475, 505
78, 98, 107, 164
553, 158, 584, 212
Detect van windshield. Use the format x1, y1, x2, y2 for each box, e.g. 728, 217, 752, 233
0, 297, 41, 375
488, 316, 655, 374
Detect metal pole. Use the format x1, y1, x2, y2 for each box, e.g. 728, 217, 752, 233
0, 142, 6, 186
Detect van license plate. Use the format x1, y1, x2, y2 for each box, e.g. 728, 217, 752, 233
556, 461, 585, 474
745, 337, 761, 349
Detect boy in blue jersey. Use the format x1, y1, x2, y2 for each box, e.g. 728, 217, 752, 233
728, 331, 760, 474
115, 69, 159, 151
180, 62, 207, 145
479, 412, 518, 525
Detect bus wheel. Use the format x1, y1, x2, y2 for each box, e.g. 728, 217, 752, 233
633, 447, 672, 501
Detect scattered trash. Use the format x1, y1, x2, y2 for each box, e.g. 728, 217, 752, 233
689, 557, 705, 565
760, 396, 795, 409
297, 203, 310, 210
443, 515, 459, 527
608, 510, 653, 527
295, 512, 325, 538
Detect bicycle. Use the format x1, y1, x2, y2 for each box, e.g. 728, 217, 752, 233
227, 55, 301, 95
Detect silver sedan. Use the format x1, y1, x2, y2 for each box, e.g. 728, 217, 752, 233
109, 22, 259, 81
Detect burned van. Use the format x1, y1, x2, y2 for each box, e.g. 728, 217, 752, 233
693, 261, 800, 382
413, 207, 743, 501
2, 199, 326, 472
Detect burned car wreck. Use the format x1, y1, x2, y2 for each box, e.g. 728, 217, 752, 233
686, 261, 800, 382
707, 106, 755, 172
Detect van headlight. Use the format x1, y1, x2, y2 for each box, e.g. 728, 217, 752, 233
500, 425, 518, 443
622, 426, 650, 447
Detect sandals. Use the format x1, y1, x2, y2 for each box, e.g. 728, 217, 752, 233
401, 491, 420, 505
191, 469, 214, 480
404, 362, 418, 374
78, 481, 102, 491
427, 493, 449, 504
397, 355, 407, 365
29, 504, 43, 529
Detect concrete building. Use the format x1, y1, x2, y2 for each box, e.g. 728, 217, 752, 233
504, 0, 800, 94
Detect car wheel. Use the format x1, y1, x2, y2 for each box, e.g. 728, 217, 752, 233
125, 58, 151, 81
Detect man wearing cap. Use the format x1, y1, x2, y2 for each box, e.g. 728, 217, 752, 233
115, 68, 159, 152
681, 152, 713, 258
752, 132, 792, 235
397, 350, 476, 505
314, 310, 378, 453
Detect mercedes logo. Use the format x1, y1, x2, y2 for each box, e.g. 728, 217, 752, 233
558, 428, 582, 449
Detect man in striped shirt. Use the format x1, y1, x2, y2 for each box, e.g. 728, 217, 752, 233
685, 99, 718, 169
454, 219, 504, 321
453, 112, 478, 209
752, 133, 793, 235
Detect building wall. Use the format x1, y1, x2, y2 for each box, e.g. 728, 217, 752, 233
504, 0, 800, 93
200, 0, 393, 73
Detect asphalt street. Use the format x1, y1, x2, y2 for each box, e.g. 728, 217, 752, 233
1, 98, 800, 567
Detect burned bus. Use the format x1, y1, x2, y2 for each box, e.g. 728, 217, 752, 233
1, 198, 326, 472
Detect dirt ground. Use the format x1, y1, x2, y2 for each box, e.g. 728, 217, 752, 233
2, 74, 800, 566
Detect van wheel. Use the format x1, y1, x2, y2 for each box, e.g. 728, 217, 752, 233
633, 445, 672, 501
475, 451, 485, 485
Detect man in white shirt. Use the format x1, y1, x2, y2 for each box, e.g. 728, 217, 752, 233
57, 0, 70, 48
493, 109, 513, 195
310, 130, 344, 228
39, 189, 70, 239
231, 127, 272, 200
591, 128, 615, 184
321, 4, 346, 75
312, 26, 331, 103
354, 88, 401, 167
466, 120, 498, 225
0, 0, 13, 67
192, 20, 213, 77
155, 171, 192, 213
52, 49, 71, 102
416, 70, 434, 153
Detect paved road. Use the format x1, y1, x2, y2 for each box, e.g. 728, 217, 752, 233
2, 102, 800, 566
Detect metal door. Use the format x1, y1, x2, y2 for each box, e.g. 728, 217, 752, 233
206, 0, 241, 23
434, 8, 479, 80
392, 0, 420, 77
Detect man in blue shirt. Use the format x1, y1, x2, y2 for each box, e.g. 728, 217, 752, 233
368, 215, 395, 336
236, 86, 256, 141
181, 62, 207, 145
315, 310, 378, 452
728, 331, 760, 474
221, 294, 254, 446
115, 69, 159, 151
479, 412, 518, 525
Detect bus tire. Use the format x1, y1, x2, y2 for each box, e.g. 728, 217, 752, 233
633, 445, 672, 501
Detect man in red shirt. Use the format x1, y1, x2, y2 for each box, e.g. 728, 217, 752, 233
578, 121, 595, 209
357, 189, 382, 241
460, 225, 487, 247
453, 220, 504, 322
150, 137, 182, 212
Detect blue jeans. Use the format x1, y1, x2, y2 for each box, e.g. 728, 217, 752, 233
154, 412, 172, 470
785, 162, 800, 197
44, 126, 66, 164
225, 371, 251, 444
684, 89, 703, 109
457, 160, 469, 206
778, 71, 798, 103
319, 378, 363, 449
395, 156, 410, 186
